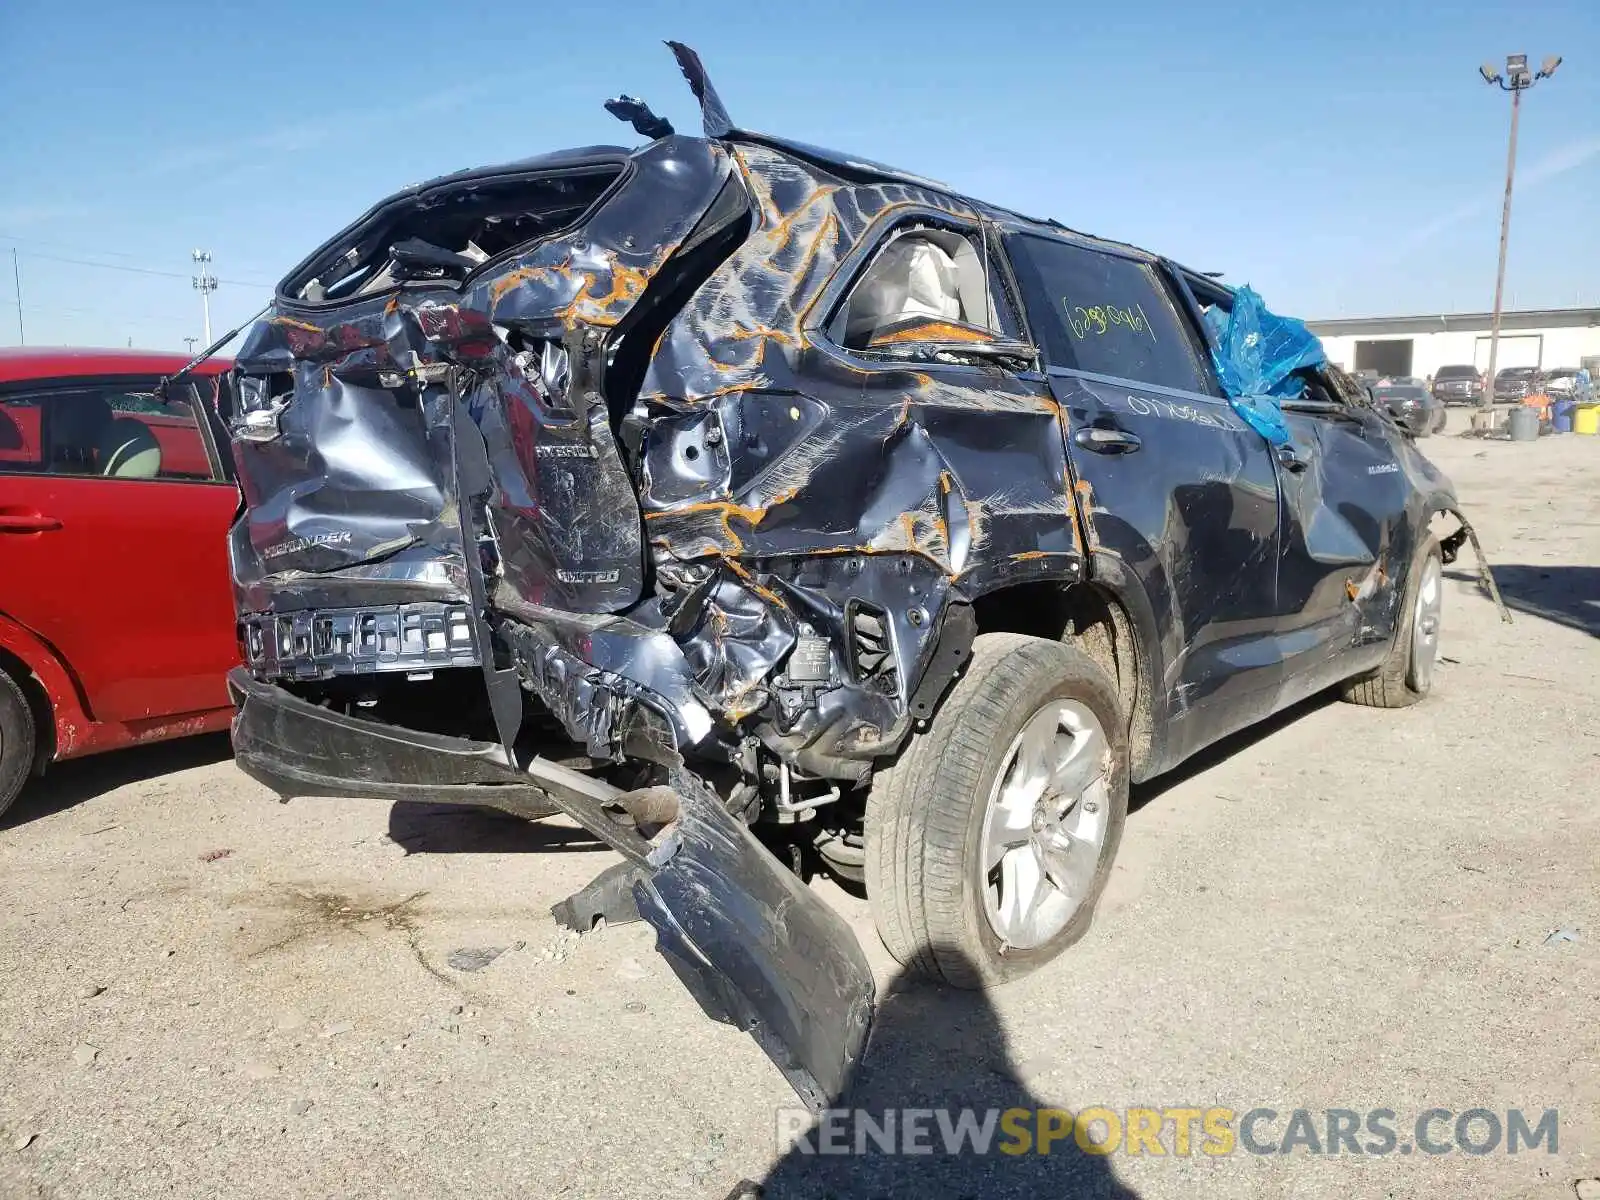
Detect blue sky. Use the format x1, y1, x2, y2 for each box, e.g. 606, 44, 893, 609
1, 0, 1596, 350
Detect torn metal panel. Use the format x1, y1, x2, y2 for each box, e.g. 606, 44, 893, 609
231, 136, 732, 621
634, 766, 874, 1111
632, 148, 1084, 765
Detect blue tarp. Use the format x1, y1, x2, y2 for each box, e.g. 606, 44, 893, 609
1203, 285, 1326, 447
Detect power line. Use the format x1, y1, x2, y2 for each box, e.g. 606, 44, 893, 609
0, 232, 150, 260
8, 248, 274, 289
0, 231, 284, 282
0, 291, 218, 329
0, 297, 188, 330
10, 249, 22, 344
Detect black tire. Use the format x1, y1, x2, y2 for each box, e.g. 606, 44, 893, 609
0, 668, 37, 819
864, 632, 1128, 989
1340, 533, 1442, 709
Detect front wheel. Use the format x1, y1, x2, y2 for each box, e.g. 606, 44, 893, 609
864, 633, 1128, 988
1341, 533, 1442, 708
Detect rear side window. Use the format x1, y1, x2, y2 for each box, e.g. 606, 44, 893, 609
825, 223, 1023, 358
0, 381, 222, 483
1011, 234, 1215, 395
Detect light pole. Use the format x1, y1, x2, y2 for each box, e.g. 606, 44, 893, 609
183, 336, 199, 355
1477, 53, 1561, 422
192, 249, 217, 344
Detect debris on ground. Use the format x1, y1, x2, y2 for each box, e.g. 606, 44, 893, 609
71, 1044, 97, 1068
538, 929, 583, 965
446, 947, 507, 973
1543, 927, 1580, 947
198, 848, 234, 863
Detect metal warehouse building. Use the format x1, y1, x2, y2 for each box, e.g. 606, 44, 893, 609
1308, 306, 1600, 380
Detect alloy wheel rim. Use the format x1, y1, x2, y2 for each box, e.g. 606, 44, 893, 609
979, 699, 1111, 950
1409, 555, 1442, 692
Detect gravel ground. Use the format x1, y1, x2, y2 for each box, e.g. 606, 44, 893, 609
1, 432, 1596, 1200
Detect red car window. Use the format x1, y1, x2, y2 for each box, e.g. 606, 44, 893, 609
0, 381, 220, 483
0, 398, 43, 468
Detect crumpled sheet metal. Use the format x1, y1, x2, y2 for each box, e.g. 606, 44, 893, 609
228, 362, 473, 614
630, 146, 1084, 757
462, 344, 649, 613
231, 134, 1088, 767
232, 137, 732, 619
633, 764, 874, 1110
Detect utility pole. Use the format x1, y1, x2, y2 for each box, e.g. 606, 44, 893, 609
1477, 53, 1561, 424
10, 249, 22, 345
192, 249, 217, 344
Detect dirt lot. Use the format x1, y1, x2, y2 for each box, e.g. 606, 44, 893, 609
1, 432, 1596, 1200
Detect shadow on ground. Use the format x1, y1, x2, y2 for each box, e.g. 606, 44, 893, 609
737, 951, 1140, 1199
1449, 563, 1600, 637
1129, 689, 1338, 813
386, 801, 605, 855
0, 731, 234, 831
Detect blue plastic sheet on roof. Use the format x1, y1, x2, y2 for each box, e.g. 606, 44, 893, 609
1202, 285, 1327, 447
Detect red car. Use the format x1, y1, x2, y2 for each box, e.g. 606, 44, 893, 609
0, 348, 240, 816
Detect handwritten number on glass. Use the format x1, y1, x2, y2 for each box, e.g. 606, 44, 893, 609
1064, 300, 1156, 343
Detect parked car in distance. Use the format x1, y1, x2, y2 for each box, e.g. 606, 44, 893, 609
1493, 365, 1543, 401
0, 348, 240, 817
1431, 364, 1484, 405
1373, 379, 1447, 435
219, 41, 1471, 1105
1543, 368, 1580, 397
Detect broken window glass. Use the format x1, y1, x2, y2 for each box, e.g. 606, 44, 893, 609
829, 226, 1020, 355
286, 167, 624, 303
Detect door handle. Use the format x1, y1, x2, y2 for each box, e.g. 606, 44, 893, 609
1073, 426, 1142, 455
1275, 445, 1310, 474
0, 511, 63, 533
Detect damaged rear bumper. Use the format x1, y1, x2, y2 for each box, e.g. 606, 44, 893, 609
228, 624, 875, 1107
228, 668, 554, 812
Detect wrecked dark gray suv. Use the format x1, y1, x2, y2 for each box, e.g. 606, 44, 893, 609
219, 45, 1471, 1106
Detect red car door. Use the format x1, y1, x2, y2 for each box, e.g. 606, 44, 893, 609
0, 375, 238, 725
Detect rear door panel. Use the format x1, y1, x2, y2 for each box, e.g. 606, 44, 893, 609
1047, 372, 1282, 756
